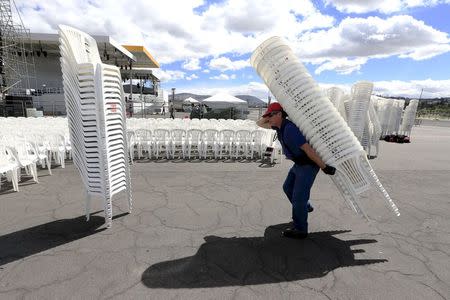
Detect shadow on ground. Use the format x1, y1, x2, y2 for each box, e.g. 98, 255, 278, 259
0, 212, 127, 266
142, 223, 387, 288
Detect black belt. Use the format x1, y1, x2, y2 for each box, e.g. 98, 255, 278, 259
291, 156, 316, 166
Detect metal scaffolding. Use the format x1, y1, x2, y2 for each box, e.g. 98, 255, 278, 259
0, 0, 35, 100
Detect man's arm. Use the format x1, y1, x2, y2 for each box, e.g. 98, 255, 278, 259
300, 143, 336, 175
300, 143, 326, 169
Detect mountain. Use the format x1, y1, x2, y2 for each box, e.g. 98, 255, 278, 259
171, 93, 266, 108
235, 95, 266, 107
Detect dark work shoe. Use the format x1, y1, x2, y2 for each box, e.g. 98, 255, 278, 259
308, 205, 314, 213
282, 228, 308, 239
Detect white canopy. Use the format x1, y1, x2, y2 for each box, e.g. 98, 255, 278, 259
202, 93, 248, 110
183, 97, 199, 103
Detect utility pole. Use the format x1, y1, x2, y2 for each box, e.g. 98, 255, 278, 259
170, 87, 175, 119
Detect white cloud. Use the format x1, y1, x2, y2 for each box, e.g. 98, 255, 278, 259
324, 0, 450, 14
209, 56, 250, 71
295, 15, 450, 74
210, 73, 236, 80
152, 69, 185, 82
12, 0, 450, 94
314, 57, 367, 74
185, 73, 199, 81
182, 58, 201, 70
373, 79, 450, 98
15, 0, 334, 64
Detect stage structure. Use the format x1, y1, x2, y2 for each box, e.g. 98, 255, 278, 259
251, 36, 400, 218
0, 0, 36, 115
59, 25, 132, 227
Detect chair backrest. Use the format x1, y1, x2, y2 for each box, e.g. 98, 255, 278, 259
135, 129, 152, 141
251, 130, 265, 144
235, 129, 251, 142
219, 129, 234, 143
171, 129, 186, 141
154, 129, 170, 141
187, 129, 202, 142
202, 129, 219, 142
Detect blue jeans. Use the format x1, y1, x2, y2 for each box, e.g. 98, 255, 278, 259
283, 164, 319, 233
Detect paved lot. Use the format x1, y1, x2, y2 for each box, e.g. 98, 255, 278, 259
0, 125, 449, 299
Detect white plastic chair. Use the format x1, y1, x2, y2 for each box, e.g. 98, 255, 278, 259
0, 145, 20, 192
170, 129, 186, 159
202, 129, 219, 159
218, 129, 234, 159
153, 129, 171, 159
126, 130, 136, 163
47, 133, 66, 168
186, 129, 203, 159
250, 130, 266, 159
7, 139, 39, 184
134, 129, 153, 159
234, 129, 252, 159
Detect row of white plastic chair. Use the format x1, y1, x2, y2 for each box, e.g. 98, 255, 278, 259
374, 97, 419, 137
128, 127, 273, 160
127, 117, 259, 132
1, 117, 72, 192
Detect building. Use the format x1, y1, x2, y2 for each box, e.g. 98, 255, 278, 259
23, 32, 163, 115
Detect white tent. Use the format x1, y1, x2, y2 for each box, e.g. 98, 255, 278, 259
183, 97, 199, 104
202, 93, 248, 110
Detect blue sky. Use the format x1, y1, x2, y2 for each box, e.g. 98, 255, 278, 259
16, 0, 450, 99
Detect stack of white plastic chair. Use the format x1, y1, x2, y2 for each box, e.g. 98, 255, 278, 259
327, 87, 349, 122
59, 25, 132, 227
400, 99, 419, 136
327, 87, 343, 107
347, 82, 373, 143
375, 97, 394, 137
366, 100, 382, 158
251, 36, 400, 218
386, 100, 405, 136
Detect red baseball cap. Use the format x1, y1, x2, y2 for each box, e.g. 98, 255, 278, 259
262, 102, 283, 117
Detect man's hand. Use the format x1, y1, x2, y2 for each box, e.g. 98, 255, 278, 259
322, 165, 336, 175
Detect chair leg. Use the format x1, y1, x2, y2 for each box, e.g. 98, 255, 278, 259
31, 163, 39, 183
60, 151, 65, 168
103, 196, 113, 228
85, 191, 91, 221
47, 157, 52, 175
11, 169, 19, 192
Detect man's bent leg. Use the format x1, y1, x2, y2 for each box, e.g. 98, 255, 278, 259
282, 166, 296, 204
291, 164, 320, 233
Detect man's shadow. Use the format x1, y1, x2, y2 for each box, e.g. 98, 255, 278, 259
142, 223, 387, 288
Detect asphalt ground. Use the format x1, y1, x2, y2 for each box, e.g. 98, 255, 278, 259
0, 124, 449, 299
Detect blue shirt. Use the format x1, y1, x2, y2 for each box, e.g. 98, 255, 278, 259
275, 119, 308, 160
